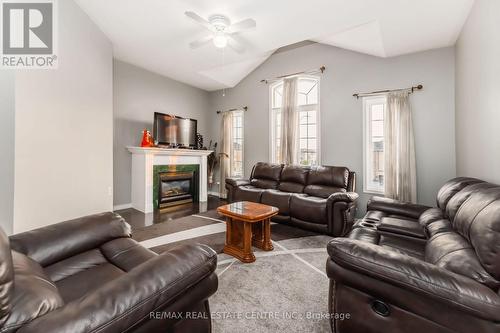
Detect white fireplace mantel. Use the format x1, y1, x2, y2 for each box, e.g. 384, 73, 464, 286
127, 147, 213, 213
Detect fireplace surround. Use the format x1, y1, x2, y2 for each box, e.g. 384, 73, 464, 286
128, 147, 212, 213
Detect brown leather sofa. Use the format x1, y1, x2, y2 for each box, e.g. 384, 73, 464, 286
326, 177, 500, 333
0, 212, 218, 333
226, 162, 358, 236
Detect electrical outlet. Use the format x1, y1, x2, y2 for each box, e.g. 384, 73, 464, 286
108, 186, 113, 196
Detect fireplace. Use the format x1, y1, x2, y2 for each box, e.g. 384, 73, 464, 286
157, 171, 196, 208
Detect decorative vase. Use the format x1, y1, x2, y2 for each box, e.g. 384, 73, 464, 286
140, 129, 154, 147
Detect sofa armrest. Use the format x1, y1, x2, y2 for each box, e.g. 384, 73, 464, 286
9, 212, 131, 266
327, 192, 359, 236
225, 178, 250, 187
328, 191, 359, 204
18, 244, 218, 333
367, 196, 430, 220
327, 238, 500, 321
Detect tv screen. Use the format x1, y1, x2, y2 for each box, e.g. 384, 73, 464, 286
153, 112, 197, 148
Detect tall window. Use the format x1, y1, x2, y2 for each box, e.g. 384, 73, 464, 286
363, 96, 386, 193
230, 110, 244, 177
270, 76, 320, 165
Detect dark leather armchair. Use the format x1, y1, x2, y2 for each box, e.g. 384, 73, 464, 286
226, 162, 358, 236
1, 212, 218, 333
326, 177, 500, 333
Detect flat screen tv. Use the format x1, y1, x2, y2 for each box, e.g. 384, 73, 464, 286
153, 112, 197, 148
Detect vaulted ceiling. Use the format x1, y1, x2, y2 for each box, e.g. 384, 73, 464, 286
75, 0, 474, 91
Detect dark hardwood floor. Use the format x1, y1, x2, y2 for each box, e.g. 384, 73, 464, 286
115, 195, 227, 230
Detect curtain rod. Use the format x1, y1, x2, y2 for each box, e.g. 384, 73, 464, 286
353, 84, 423, 99
216, 106, 248, 114
260, 66, 326, 84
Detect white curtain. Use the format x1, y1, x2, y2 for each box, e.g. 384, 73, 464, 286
279, 77, 298, 164
219, 111, 233, 198
384, 91, 417, 203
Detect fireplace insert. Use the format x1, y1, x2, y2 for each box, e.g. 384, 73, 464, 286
158, 171, 196, 208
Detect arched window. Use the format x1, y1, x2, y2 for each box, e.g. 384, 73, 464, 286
270, 76, 320, 165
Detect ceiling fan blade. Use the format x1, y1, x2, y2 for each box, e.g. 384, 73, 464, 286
227, 36, 245, 53
228, 18, 256, 33
185, 11, 213, 31
189, 35, 214, 49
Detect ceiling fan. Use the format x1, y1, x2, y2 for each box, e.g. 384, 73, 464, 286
185, 11, 256, 53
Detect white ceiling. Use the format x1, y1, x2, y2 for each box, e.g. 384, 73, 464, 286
75, 0, 474, 91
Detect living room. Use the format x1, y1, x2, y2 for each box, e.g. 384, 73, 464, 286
0, 0, 498, 332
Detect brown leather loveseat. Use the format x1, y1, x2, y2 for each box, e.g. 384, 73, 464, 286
0, 212, 218, 333
326, 177, 500, 333
226, 162, 358, 236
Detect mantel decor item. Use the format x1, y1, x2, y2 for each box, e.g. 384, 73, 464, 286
206, 140, 218, 185
196, 133, 204, 149
140, 129, 154, 147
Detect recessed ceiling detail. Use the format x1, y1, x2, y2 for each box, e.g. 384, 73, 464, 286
75, 0, 474, 91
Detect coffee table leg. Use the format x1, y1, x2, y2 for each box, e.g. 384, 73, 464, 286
252, 218, 274, 251
223, 218, 256, 263
241, 222, 255, 262
263, 218, 274, 251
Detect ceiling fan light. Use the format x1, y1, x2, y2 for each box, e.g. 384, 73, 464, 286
213, 32, 228, 48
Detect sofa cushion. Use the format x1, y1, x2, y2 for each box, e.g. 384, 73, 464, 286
348, 227, 425, 259
52, 238, 157, 303
436, 177, 484, 214
278, 165, 309, 193
451, 187, 500, 280
249, 162, 283, 189
261, 190, 294, 216
250, 179, 279, 189
3, 251, 63, 332
446, 182, 498, 223
363, 210, 387, 223
426, 219, 453, 237
425, 232, 500, 289
100, 238, 157, 272
304, 166, 349, 198
290, 195, 327, 225
233, 185, 264, 202
419, 208, 444, 228
44, 248, 108, 283
377, 217, 426, 239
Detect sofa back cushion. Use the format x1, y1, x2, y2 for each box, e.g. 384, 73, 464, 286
278, 165, 310, 193
3, 251, 63, 332
445, 182, 498, 223
452, 186, 500, 280
436, 177, 484, 215
250, 162, 283, 189
304, 166, 349, 198
425, 231, 500, 289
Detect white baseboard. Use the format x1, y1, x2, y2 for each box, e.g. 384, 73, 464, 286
113, 203, 132, 211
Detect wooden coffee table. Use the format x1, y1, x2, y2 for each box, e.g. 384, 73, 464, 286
217, 201, 279, 263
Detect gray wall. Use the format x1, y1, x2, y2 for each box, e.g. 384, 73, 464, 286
210, 43, 456, 211
113, 60, 212, 207
455, 0, 500, 183
13, 0, 113, 233
0, 72, 15, 235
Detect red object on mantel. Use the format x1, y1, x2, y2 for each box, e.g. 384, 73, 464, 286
140, 129, 154, 147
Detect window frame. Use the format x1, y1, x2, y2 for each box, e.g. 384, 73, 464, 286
269, 75, 321, 165
362, 95, 387, 194
230, 110, 244, 178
